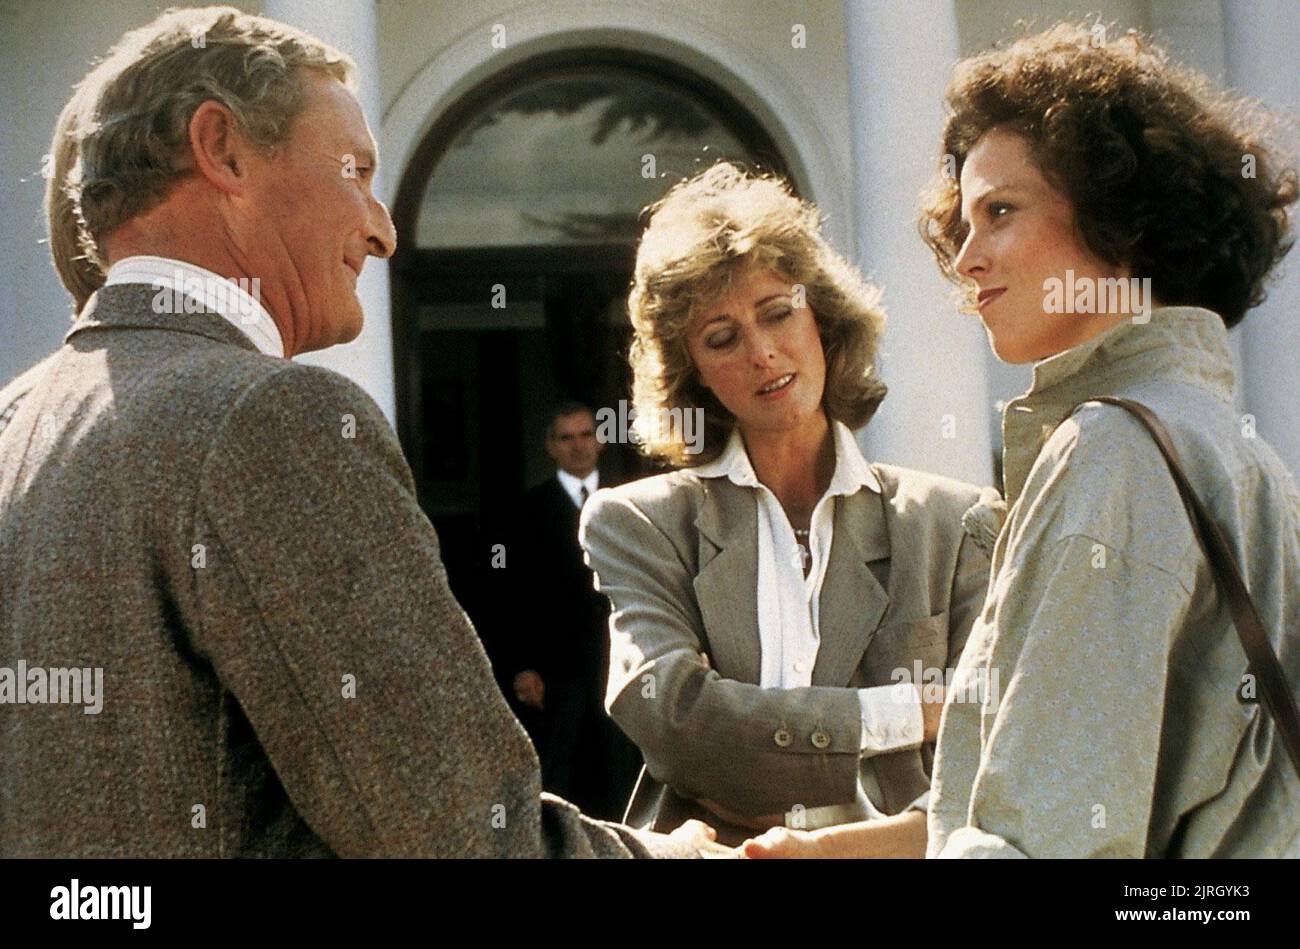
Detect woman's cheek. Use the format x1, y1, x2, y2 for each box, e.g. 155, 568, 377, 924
693, 359, 726, 401
713, 366, 746, 407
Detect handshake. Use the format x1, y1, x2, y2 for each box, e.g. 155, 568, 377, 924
668, 819, 816, 859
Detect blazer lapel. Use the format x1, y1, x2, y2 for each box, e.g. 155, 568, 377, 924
692, 479, 762, 684
811, 488, 890, 687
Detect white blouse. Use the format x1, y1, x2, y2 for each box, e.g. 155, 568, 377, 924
694, 420, 923, 826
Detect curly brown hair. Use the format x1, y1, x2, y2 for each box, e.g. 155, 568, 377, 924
627, 162, 887, 467
919, 22, 1297, 327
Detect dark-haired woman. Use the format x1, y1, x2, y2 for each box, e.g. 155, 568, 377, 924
745, 23, 1300, 859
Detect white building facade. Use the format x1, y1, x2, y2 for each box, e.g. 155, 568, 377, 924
2, 0, 1297, 485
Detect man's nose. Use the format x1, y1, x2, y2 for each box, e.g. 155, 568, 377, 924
366, 196, 397, 259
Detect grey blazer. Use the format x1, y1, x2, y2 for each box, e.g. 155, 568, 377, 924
579, 462, 996, 840
0, 284, 694, 858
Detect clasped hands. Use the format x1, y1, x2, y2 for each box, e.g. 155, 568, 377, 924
668, 796, 870, 859
667, 650, 941, 858
668, 809, 929, 859
665, 818, 839, 859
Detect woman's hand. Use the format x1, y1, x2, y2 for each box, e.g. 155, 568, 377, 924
667, 818, 738, 857
740, 826, 827, 859
741, 811, 928, 859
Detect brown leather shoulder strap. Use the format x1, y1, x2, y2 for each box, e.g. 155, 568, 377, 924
1078, 396, 1300, 780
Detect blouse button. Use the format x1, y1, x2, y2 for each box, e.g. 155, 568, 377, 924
810, 730, 831, 749
773, 727, 793, 747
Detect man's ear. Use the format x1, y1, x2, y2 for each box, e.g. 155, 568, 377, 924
188, 100, 255, 195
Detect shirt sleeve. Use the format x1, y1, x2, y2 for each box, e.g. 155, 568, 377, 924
934, 532, 1193, 858
936, 825, 1024, 858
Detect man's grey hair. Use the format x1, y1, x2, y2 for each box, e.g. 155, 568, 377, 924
45, 5, 358, 310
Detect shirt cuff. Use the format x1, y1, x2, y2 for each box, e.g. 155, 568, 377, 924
935, 826, 1029, 859
857, 683, 923, 755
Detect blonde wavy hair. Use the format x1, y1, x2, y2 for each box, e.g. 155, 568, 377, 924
627, 162, 888, 467
46, 6, 357, 311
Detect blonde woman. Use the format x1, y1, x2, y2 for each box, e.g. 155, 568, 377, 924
579, 164, 999, 852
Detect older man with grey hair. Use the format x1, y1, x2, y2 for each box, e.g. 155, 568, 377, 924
0, 6, 710, 858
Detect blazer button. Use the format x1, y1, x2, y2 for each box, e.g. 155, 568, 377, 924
773, 727, 793, 747
810, 730, 831, 749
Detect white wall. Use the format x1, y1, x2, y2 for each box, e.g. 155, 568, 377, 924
1223, 0, 1300, 476
3, 0, 1292, 478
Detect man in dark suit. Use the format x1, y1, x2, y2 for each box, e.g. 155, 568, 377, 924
508, 403, 641, 820
0, 6, 706, 858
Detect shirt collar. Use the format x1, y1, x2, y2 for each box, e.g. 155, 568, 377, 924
1000, 305, 1235, 508
693, 419, 881, 495
556, 468, 598, 504
1026, 305, 1233, 403
104, 255, 285, 358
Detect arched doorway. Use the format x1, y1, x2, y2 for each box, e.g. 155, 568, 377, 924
390, 48, 791, 681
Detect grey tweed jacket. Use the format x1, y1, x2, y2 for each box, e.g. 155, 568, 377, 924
0, 284, 692, 858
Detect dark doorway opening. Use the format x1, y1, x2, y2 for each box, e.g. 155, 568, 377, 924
389, 50, 791, 796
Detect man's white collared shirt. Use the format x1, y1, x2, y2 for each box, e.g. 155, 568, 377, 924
104, 255, 285, 358
556, 468, 599, 510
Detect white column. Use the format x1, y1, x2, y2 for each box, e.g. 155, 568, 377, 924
263, 0, 396, 426
1222, 0, 1300, 475
844, 0, 992, 485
